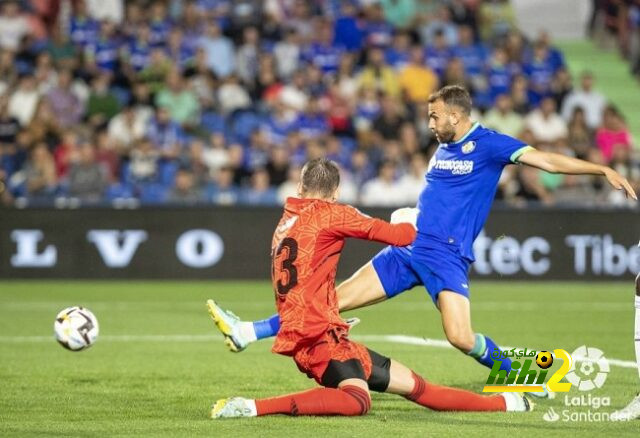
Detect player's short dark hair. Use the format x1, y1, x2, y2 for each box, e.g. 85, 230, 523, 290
300, 158, 340, 198
428, 85, 472, 115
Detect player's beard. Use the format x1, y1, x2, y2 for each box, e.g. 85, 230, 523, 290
435, 122, 456, 143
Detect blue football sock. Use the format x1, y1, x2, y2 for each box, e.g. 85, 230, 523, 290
252, 314, 280, 340
468, 333, 512, 372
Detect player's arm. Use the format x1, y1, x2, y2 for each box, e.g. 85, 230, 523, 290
334, 205, 416, 246
517, 148, 638, 200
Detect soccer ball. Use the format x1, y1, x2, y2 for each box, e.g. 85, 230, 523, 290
54, 306, 99, 351
536, 351, 553, 369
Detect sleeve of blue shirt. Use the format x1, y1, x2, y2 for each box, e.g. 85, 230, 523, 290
489, 132, 535, 166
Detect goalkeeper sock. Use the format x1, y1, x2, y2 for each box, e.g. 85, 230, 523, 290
468, 333, 512, 373
405, 372, 505, 411
252, 313, 280, 340
255, 385, 370, 416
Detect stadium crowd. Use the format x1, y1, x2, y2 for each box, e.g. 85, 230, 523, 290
0, 0, 638, 208
590, 0, 640, 79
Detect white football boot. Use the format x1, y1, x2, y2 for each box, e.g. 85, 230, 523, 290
501, 392, 534, 412
610, 393, 640, 421
206, 300, 253, 352
211, 397, 257, 419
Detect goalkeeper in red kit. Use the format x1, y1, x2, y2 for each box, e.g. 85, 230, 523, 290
210, 158, 532, 419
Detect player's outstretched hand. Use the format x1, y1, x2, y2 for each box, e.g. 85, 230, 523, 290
604, 168, 637, 200
391, 207, 418, 229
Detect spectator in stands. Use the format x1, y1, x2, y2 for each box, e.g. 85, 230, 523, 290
206, 165, 240, 205
146, 106, 184, 160
67, 143, 108, 203
34, 52, 59, 94
561, 71, 607, 131
9, 74, 40, 127
200, 133, 230, 179
595, 105, 633, 163
483, 94, 524, 139
277, 164, 301, 204
84, 20, 120, 74
385, 31, 412, 71
148, 1, 171, 46
524, 96, 568, 143
53, 130, 80, 178
240, 168, 278, 205
304, 20, 344, 75
217, 74, 252, 115
94, 128, 119, 181
155, 69, 200, 126
26, 100, 62, 148
452, 25, 488, 86
373, 95, 406, 140
0, 95, 20, 147
381, 0, 417, 29
273, 28, 301, 80
46, 70, 85, 129
166, 168, 203, 204
567, 107, 595, 159
364, 3, 394, 48
86, 0, 124, 24
442, 58, 472, 91
550, 67, 573, 109
420, 4, 458, 46
358, 47, 400, 98
509, 74, 531, 115
87, 73, 121, 128
46, 27, 77, 71
0, 50, 18, 92
69, 0, 99, 49
298, 96, 329, 140
478, 0, 516, 41
236, 26, 261, 85
138, 48, 172, 93
0, 167, 11, 206
397, 152, 427, 205
349, 148, 376, 188
0, 1, 31, 51
108, 104, 149, 154
24, 142, 57, 200
266, 146, 289, 187
360, 160, 404, 207
199, 21, 235, 78
129, 137, 159, 183
166, 28, 193, 70
399, 45, 439, 103
121, 24, 153, 77
523, 42, 556, 106
607, 144, 640, 206
424, 29, 452, 79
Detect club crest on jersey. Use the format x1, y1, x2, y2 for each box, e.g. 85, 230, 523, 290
462, 141, 476, 154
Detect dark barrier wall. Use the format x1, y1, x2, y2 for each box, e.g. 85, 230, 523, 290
0, 208, 638, 280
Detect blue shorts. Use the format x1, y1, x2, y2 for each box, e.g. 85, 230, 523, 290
371, 244, 471, 304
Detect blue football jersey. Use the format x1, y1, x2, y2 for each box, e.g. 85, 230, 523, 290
416, 123, 532, 262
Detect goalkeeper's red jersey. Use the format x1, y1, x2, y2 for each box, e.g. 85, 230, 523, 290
271, 197, 416, 355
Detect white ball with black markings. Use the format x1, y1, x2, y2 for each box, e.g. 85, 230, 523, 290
54, 306, 99, 351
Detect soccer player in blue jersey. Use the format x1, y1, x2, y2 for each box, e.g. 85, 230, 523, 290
207, 85, 637, 383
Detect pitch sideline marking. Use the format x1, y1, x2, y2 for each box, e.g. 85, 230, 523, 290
1, 333, 637, 370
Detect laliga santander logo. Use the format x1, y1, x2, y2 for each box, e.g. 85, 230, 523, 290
564, 346, 610, 391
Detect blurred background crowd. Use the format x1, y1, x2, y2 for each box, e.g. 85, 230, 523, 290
0, 0, 638, 209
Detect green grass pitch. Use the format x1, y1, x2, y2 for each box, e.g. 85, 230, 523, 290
1, 281, 638, 437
